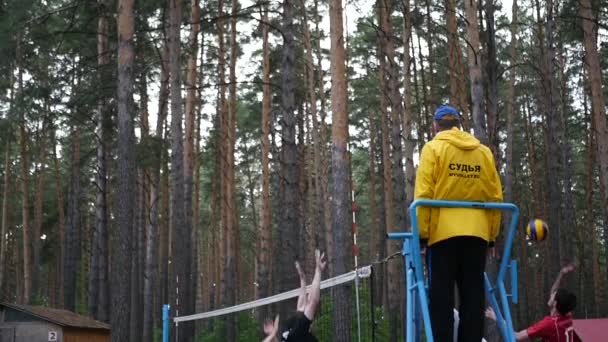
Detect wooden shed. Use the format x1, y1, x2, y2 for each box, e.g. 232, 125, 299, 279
0, 302, 110, 342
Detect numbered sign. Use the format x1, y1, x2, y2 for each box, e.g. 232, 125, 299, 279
48, 331, 58, 341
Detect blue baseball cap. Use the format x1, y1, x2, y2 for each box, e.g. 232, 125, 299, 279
434, 105, 461, 121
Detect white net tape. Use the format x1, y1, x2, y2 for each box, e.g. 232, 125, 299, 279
174, 265, 372, 323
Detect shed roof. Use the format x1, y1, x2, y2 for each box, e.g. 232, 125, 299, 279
573, 318, 608, 342
0, 303, 110, 330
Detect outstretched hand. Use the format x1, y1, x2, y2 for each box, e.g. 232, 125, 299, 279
295, 261, 305, 279
315, 249, 327, 272
262, 315, 279, 342
560, 263, 575, 275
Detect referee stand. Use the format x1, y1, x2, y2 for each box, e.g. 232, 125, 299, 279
387, 199, 520, 342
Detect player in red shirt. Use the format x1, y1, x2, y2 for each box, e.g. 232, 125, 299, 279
486, 264, 576, 341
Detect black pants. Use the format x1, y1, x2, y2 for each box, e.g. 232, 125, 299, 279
428, 236, 487, 342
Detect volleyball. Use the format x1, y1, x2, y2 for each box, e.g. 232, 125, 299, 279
525, 219, 548, 241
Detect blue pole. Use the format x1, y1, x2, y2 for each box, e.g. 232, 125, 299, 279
511, 259, 518, 304
162, 304, 170, 342
406, 268, 414, 342
404, 239, 411, 342
485, 274, 507, 338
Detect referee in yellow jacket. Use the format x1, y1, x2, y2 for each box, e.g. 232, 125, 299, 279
415, 105, 503, 342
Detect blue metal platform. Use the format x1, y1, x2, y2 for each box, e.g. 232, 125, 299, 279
387, 199, 520, 342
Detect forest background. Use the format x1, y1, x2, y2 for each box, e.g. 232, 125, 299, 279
0, 0, 607, 341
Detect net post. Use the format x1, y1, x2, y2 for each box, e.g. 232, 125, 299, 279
355, 268, 362, 342
162, 304, 170, 342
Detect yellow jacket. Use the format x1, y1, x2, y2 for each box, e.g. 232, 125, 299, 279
414, 127, 503, 246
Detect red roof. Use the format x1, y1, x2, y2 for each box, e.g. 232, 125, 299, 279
573, 319, 608, 342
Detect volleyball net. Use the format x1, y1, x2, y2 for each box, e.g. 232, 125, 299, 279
162, 264, 398, 341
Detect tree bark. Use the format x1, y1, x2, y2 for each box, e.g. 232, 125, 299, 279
183, 1, 200, 338
484, 0, 499, 156
113, 0, 135, 340
367, 111, 384, 307
17, 37, 33, 304
580, 0, 608, 285
50, 129, 65, 308
90, 0, 111, 321
464, 0, 488, 144
32, 126, 46, 302
301, 0, 322, 267
0, 142, 10, 298
216, 0, 228, 319
278, 0, 301, 318
542, 0, 563, 275
329, 0, 352, 339
446, 0, 470, 128
378, 0, 404, 338
378, 23, 397, 340
255, 1, 272, 322
402, 0, 415, 223
144, 28, 170, 342
63, 124, 81, 311
585, 111, 603, 316
168, 0, 193, 340
424, 0, 437, 111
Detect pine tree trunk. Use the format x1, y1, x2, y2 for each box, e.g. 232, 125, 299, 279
378, 37, 397, 340
446, 0, 470, 127
90, 0, 111, 321
464, 0, 488, 144
556, 38, 575, 265
424, 0, 437, 111
329, 0, 352, 339
504, 0, 518, 219
0, 142, 10, 298
484, 0, 499, 155
17, 38, 33, 304
542, 0, 563, 275
278, 0, 301, 318
416, 33, 432, 145
255, 2, 272, 323
367, 112, 383, 306
144, 31, 169, 342
50, 129, 65, 308
585, 114, 603, 316
310, 0, 330, 263
580, 0, 608, 287
32, 133, 45, 302
378, 1, 404, 338
168, 0, 193, 340
113, 0, 135, 340
402, 0, 415, 222
160, 160, 170, 308
20, 122, 32, 304
130, 179, 143, 342
502, 3, 518, 319
183, 1, 200, 338
64, 125, 81, 311
183, 0, 200, 289
301, 0, 321, 270
410, 40, 424, 154
194, 32, 205, 334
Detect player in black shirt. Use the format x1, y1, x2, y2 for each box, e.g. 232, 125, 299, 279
263, 250, 326, 342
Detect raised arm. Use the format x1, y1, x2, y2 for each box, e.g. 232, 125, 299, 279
295, 261, 307, 312
549, 264, 575, 303
304, 250, 326, 321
